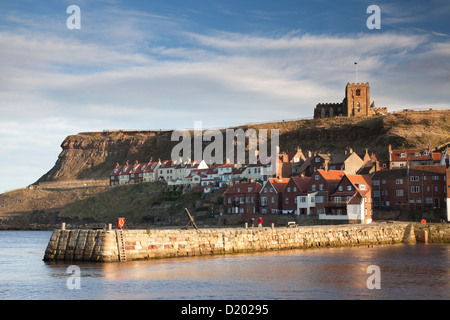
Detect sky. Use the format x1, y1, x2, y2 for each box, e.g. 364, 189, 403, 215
1, 0, 450, 193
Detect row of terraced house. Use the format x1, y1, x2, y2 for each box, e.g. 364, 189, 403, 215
110, 144, 450, 223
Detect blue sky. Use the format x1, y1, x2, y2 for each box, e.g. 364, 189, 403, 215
1, 0, 450, 193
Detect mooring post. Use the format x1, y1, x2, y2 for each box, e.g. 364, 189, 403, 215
108, 223, 112, 231
61, 222, 66, 231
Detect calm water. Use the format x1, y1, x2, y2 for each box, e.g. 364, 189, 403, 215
0, 230, 448, 300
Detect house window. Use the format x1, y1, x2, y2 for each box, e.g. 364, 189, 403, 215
338, 186, 343, 191
396, 190, 404, 196
271, 197, 275, 204
410, 176, 419, 182
396, 179, 403, 184
374, 190, 380, 197
299, 197, 307, 203
316, 196, 324, 203
432, 176, 439, 180
261, 197, 267, 206
228, 198, 231, 204
400, 153, 407, 158
293, 187, 297, 192
373, 180, 380, 186
319, 184, 324, 191
411, 186, 420, 193
347, 185, 352, 191
414, 152, 420, 157
334, 196, 342, 202
285, 198, 289, 204
287, 187, 291, 192
311, 184, 316, 191
315, 174, 320, 180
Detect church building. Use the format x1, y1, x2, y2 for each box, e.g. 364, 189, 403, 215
314, 82, 387, 119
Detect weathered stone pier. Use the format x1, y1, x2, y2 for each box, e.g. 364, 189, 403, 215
43, 222, 450, 263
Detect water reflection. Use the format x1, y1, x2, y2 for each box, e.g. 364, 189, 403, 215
59, 244, 449, 300
1, 230, 448, 299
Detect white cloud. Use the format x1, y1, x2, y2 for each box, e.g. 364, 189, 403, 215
1, 8, 450, 192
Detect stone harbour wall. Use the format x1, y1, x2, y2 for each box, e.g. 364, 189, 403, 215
43, 223, 450, 262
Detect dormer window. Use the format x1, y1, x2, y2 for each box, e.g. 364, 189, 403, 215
414, 152, 420, 157
400, 153, 407, 158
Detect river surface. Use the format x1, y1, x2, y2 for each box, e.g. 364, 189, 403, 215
0, 230, 448, 300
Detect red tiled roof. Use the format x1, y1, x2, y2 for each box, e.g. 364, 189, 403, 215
390, 148, 433, 162
346, 175, 372, 195
318, 169, 345, 182
290, 176, 311, 191
219, 164, 235, 168
224, 182, 263, 195
267, 178, 290, 193
110, 165, 124, 176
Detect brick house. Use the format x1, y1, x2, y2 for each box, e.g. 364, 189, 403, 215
282, 176, 311, 213
259, 178, 289, 214
328, 174, 373, 223
110, 163, 123, 186
297, 170, 345, 216
223, 182, 263, 214
372, 164, 448, 212
388, 145, 442, 169
328, 150, 364, 175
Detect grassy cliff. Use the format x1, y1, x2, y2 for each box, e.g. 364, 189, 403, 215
37, 109, 450, 184
1, 109, 449, 228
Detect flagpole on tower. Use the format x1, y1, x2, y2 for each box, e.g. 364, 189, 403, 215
354, 62, 358, 83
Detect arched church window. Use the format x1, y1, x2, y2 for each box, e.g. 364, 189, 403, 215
356, 89, 361, 96
321, 108, 326, 117
357, 102, 360, 112
329, 108, 333, 117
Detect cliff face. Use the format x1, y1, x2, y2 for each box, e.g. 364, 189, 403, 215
37, 110, 450, 183
37, 130, 176, 183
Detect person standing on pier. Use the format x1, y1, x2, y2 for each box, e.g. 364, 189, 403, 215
258, 217, 263, 228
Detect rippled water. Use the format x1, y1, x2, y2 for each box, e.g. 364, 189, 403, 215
0, 230, 448, 300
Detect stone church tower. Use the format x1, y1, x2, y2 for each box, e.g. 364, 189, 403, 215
314, 82, 386, 119
344, 82, 370, 117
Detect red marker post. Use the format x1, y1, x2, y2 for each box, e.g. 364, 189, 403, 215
117, 217, 125, 229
